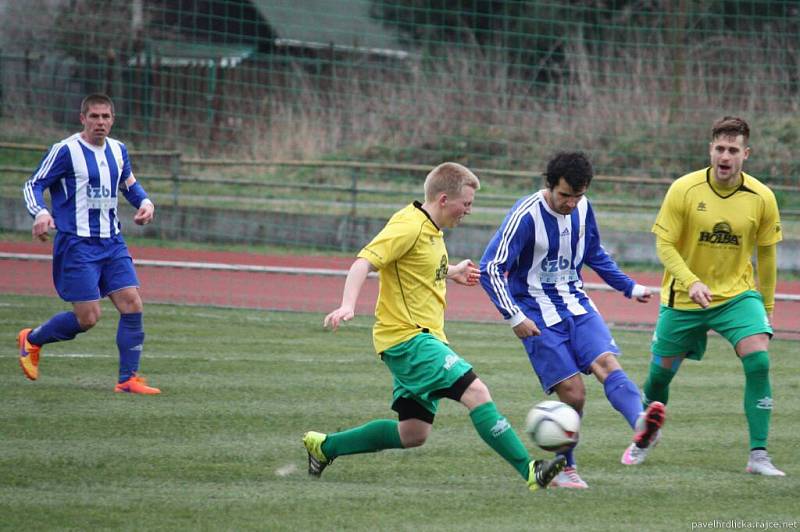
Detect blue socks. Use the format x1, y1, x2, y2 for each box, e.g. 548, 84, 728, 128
604, 369, 643, 428
117, 313, 145, 383
28, 311, 83, 345
27, 311, 146, 384
559, 445, 577, 467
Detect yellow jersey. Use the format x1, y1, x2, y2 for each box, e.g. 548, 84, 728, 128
652, 168, 782, 309
358, 202, 449, 353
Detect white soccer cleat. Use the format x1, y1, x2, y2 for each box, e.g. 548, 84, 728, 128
746, 450, 786, 477
621, 401, 665, 466
550, 465, 588, 489
621, 430, 661, 465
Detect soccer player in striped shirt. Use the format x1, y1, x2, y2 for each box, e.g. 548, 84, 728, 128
645, 117, 784, 476
480, 152, 665, 488
304, 162, 566, 491
17, 93, 160, 394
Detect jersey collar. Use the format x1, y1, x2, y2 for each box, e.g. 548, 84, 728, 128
705, 167, 755, 198
413, 200, 440, 230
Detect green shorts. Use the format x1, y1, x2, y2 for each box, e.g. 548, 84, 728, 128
382, 333, 473, 416
651, 290, 772, 360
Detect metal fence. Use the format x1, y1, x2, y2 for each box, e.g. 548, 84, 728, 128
1, 1, 798, 183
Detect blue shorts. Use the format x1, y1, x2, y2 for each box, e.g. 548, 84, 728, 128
52, 232, 140, 303
521, 312, 619, 394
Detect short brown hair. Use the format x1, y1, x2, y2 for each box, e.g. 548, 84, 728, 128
712, 116, 749, 143
81, 93, 115, 115
424, 162, 481, 202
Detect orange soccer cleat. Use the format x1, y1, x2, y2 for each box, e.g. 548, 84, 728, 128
114, 373, 161, 395
18, 328, 41, 381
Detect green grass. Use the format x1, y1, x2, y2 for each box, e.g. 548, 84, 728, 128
1, 295, 798, 531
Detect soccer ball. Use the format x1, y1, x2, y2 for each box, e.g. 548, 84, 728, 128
524, 400, 580, 453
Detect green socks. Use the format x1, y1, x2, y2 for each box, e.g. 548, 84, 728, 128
741, 351, 772, 449
322, 419, 403, 459
319, 403, 533, 481
643, 351, 773, 450
469, 402, 530, 479
642, 362, 677, 406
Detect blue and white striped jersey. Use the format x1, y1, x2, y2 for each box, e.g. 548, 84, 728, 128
22, 133, 134, 238
480, 191, 636, 328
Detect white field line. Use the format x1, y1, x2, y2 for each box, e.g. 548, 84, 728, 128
2, 252, 800, 301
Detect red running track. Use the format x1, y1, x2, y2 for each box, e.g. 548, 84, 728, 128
2, 241, 798, 340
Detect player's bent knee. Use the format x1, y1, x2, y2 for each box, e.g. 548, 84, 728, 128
74, 307, 101, 330
592, 352, 621, 376
736, 334, 770, 357
109, 288, 144, 314
398, 418, 432, 448
654, 353, 684, 371
556, 390, 585, 413
554, 376, 585, 411
457, 375, 492, 408
400, 433, 428, 448
564, 395, 585, 414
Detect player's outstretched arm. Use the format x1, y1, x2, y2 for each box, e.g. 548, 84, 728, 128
323, 258, 376, 331
447, 259, 480, 286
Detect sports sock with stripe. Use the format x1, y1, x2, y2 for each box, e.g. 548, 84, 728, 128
117, 313, 145, 383
28, 311, 83, 345
642, 362, 677, 407
604, 368, 643, 428
321, 419, 403, 459
741, 351, 772, 449
469, 401, 531, 479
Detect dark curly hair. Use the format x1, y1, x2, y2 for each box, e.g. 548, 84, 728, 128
544, 152, 593, 190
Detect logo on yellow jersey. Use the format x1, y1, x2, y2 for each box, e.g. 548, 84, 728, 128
698, 221, 741, 246
435, 254, 448, 282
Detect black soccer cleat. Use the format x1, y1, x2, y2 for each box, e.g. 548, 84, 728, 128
303, 431, 334, 477
528, 455, 567, 491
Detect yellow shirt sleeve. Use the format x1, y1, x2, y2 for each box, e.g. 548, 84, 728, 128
651, 181, 685, 244
756, 188, 783, 247
655, 236, 700, 289
757, 244, 777, 313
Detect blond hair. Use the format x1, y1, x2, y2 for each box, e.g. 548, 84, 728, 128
424, 162, 480, 202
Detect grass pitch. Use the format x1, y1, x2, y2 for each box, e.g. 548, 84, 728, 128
1, 295, 798, 531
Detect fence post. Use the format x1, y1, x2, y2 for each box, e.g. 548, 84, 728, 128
340, 167, 360, 252
170, 151, 181, 207
0, 48, 4, 117
206, 62, 217, 144
668, 0, 688, 124
349, 167, 359, 216
143, 41, 152, 138
24, 49, 31, 107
